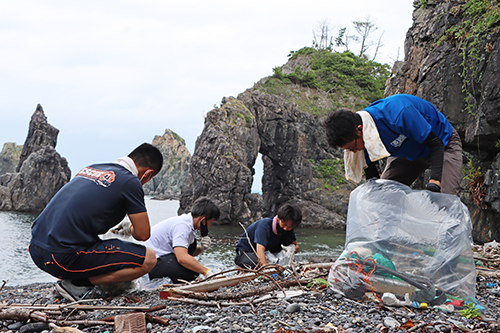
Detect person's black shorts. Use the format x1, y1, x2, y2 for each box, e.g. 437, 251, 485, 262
234, 248, 259, 270
148, 240, 198, 283
29, 239, 147, 280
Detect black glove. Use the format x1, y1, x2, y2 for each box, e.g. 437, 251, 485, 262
426, 183, 441, 193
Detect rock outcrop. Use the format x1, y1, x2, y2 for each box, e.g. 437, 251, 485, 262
0, 143, 22, 175
179, 95, 354, 227
385, 0, 500, 242
143, 129, 191, 200
0, 105, 70, 212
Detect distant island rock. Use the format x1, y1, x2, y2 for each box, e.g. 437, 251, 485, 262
143, 129, 191, 200
0, 104, 70, 212
0, 143, 22, 175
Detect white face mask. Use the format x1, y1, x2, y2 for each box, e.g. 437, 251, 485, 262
140, 170, 152, 184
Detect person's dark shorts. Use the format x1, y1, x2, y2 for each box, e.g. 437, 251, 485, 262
148, 240, 198, 283
234, 248, 259, 270
29, 239, 147, 280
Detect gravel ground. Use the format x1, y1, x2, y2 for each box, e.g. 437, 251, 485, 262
1, 273, 499, 333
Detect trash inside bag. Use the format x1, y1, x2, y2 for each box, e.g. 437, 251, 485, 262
328, 179, 476, 303
266, 244, 296, 266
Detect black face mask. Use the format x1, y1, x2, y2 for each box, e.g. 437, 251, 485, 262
200, 218, 209, 237
276, 222, 290, 235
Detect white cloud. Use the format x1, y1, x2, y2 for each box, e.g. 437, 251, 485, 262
0, 0, 414, 187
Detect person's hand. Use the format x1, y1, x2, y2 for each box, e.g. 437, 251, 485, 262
110, 220, 132, 236
203, 269, 214, 279
426, 183, 441, 193
200, 236, 212, 251
294, 243, 300, 253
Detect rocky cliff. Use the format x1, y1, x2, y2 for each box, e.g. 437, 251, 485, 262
178, 94, 354, 227
0, 105, 70, 212
143, 129, 191, 200
0, 143, 22, 175
385, 0, 500, 242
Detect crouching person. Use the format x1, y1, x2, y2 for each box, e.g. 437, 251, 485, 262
29, 143, 163, 301
234, 203, 302, 270
145, 197, 220, 283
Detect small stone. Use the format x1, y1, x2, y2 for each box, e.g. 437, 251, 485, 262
146, 322, 153, 331
240, 306, 251, 314
285, 303, 301, 313
7, 322, 22, 330
384, 317, 400, 329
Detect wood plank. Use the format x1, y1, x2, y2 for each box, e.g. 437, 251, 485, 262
167, 269, 278, 296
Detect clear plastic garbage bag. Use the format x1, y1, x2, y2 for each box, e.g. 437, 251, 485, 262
328, 179, 476, 302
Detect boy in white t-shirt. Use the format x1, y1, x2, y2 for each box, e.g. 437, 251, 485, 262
145, 197, 220, 283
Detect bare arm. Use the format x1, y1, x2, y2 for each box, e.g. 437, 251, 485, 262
292, 240, 299, 253
256, 243, 268, 266
174, 246, 208, 274
128, 212, 151, 241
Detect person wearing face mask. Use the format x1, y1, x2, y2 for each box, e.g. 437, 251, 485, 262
29, 143, 163, 302
234, 203, 302, 270
144, 197, 220, 283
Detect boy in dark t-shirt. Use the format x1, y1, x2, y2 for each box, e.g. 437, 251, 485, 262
234, 203, 302, 269
29, 143, 163, 302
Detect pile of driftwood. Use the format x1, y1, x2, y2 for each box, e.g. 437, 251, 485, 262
472, 241, 500, 278
161, 263, 331, 308
0, 300, 170, 333
0, 262, 331, 333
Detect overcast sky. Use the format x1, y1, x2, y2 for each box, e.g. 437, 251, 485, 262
0, 1, 414, 193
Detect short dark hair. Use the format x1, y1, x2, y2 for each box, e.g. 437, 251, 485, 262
277, 203, 302, 228
191, 197, 221, 221
324, 109, 362, 148
128, 143, 163, 175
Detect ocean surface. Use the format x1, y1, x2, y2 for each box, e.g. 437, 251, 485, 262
0, 197, 345, 286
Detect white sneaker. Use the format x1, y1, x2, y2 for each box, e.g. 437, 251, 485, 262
55, 280, 93, 302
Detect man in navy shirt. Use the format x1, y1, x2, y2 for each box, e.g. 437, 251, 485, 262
29, 143, 163, 301
324, 94, 462, 195
234, 203, 302, 269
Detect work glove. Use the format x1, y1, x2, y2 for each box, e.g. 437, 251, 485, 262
111, 220, 132, 237
200, 236, 212, 251
425, 183, 441, 193
203, 269, 214, 279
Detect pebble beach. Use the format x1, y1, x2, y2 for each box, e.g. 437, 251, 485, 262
1, 269, 499, 333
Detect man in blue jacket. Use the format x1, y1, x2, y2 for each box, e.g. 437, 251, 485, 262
29, 143, 163, 301
324, 94, 462, 195
234, 203, 302, 269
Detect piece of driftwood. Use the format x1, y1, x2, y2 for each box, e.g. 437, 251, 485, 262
49, 323, 85, 333
167, 269, 278, 295
2, 304, 165, 312
476, 267, 500, 278
115, 312, 146, 333
54, 320, 112, 327
170, 278, 309, 301
0, 308, 47, 322
167, 293, 277, 307
145, 313, 171, 326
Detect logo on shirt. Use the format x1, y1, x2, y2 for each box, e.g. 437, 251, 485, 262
390, 134, 407, 148
76, 167, 116, 187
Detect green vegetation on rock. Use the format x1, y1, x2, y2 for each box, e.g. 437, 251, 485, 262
257, 47, 390, 117
437, 0, 500, 113
310, 158, 346, 192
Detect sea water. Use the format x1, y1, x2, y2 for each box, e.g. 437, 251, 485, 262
0, 198, 345, 286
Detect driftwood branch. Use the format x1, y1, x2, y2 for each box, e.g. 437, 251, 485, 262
167, 293, 277, 307
0, 308, 48, 322
170, 278, 309, 301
